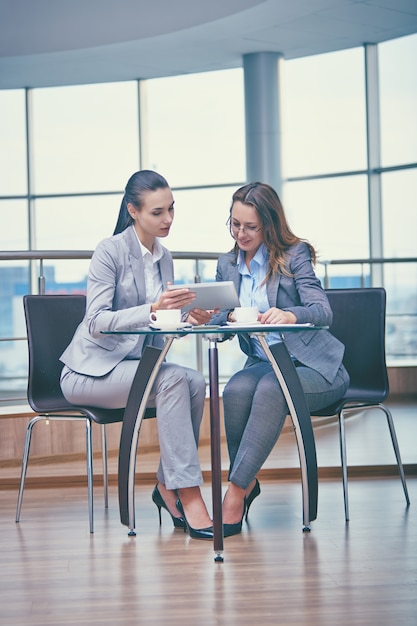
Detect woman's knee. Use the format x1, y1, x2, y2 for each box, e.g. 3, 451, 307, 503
157, 364, 205, 396
223, 369, 258, 400
223, 379, 253, 410
186, 368, 206, 392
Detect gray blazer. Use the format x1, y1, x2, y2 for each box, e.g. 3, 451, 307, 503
212, 242, 345, 384
60, 225, 173, 377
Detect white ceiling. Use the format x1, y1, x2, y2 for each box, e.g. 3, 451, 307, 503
1, 0, 417, 89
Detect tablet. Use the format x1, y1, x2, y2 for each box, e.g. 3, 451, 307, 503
168, 281, 240, 313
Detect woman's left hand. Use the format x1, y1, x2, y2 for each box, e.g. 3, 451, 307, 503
259, 307, 297, 325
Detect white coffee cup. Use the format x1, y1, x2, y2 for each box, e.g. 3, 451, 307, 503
150, 309, 182, 327
233, 306, 259, 324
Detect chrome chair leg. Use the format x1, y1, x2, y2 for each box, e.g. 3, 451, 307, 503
16, 415, 44, 522
381, 404, 410, 506
85, 418, 94, 533
338, 410, 349, 522
101, 424, 109, 509
16, 414, 96, 531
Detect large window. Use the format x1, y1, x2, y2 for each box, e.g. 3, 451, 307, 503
281, 47, 370, 275
0, 72, 246, 399
382, 169, 417, 258
34, 195, 121, 252
141, 69, 245, 189
166, 186, 237, 257
281, 37, 417, 364
281, 47, 367, 179
31, 82, 140, 195
379, 34, 417, 168
0, 90, 27, 196
139, 67, 246, 374
378, 34, 417, 364
1, 37, 417, 400
283, 176, 369, 262
0, 200, 29, 250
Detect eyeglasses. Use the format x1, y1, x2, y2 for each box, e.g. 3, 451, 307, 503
227, 220, 262, 236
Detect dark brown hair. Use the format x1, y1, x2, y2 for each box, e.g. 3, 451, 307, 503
113, 170, 169, 235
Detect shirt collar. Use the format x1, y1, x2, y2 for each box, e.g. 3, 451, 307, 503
237, 243, 268, 273
132, 226, 163, 262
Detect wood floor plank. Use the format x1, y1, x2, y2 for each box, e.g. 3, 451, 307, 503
1, 478, 416, 626
1, 397, 416, 625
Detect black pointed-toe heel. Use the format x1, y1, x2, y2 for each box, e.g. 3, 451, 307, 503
244, 478, 261, 520
223, 499, 246, 538
152, 484, 185, 529
223, 514, 244, 538
176, 499, 214, 540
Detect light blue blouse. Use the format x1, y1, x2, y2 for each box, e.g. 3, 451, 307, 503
237, 244, 282, 361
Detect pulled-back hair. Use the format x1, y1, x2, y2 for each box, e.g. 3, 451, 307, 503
229, 182, 316, 278
113, 170, 169, 235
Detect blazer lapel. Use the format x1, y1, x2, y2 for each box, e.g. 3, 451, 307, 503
159, 252, 173, 287
228, 263, 241, 297
124, 227, 147, 305
266, 272, 280, 307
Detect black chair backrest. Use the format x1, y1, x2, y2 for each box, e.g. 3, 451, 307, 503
325, 288, 389, 402
23, 294, 86, 412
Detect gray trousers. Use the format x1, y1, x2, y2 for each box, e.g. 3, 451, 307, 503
60, 361, 206, 490
222, 360, 350, 490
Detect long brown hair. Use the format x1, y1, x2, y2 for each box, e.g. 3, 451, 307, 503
228, 182, 316, 279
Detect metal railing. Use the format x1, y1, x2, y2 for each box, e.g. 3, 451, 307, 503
2, 249, 416, 287
320, 256, 417, 288
1, 250, 416, 404
0, 250, 224, 403
0, 250, 221, 294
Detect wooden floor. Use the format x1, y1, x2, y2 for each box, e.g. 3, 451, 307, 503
1, 398, 416, 625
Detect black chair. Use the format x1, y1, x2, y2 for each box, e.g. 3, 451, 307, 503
314, 288, 410, 521
17, 294, 155, 533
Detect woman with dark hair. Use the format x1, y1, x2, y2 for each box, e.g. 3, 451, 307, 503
211, 182, 350, 537
60, 170, 213, 539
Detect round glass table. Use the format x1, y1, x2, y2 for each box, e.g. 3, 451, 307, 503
102, 323, 325, 562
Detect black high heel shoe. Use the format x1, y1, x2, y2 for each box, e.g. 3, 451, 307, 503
223, 480, 261, 537
223, 501, 246, 538
176, 499, 214, 540
152, 484, 185, 529
244, 478, 261, 520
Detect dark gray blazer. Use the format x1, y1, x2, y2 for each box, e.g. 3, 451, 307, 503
212, 242, 345, 384
60, 225, 173, 377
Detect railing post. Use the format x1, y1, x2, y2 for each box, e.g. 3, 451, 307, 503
194, 258, 203, 373
38, 259, 45, 294
323, 263, 329, 289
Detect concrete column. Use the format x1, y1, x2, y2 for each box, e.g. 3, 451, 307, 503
364, 43, 384, 286
243, 52, 283, 194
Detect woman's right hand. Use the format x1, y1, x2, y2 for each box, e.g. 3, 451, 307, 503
151, 283, 196, 312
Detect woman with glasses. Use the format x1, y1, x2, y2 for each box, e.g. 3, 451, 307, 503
211, 182, 350, 537
60, 170, 214, 540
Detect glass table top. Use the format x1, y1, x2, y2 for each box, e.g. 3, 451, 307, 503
101, 322, 327, 336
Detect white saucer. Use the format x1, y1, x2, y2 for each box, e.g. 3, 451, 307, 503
226, 321, 314, 329
149, 322, 192, 331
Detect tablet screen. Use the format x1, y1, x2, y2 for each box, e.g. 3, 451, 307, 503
168, 281, 240, 313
